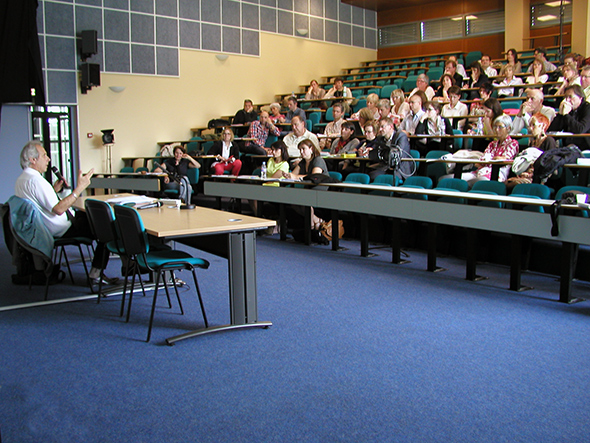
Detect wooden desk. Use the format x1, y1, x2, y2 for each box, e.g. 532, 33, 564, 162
88, 172, 167, 194
75, 194, 275, 344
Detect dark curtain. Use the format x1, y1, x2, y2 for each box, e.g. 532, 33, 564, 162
0, 0, 46, 127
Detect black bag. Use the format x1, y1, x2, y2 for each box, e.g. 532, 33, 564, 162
533, 144, 582, 184
303, 173, 341, 185
207, 118, 231, 129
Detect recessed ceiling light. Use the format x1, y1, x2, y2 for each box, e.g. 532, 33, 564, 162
538, 14, 557, 21
466, 15, 478, 20
451, 17, 463, 21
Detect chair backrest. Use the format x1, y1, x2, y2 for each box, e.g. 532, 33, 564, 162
113, 205, 150, 256
402, 176, 433, 189
425, 150, 450, 185
202, 141, 214, 154
555, 185, 590, 200
471, 180, 507, 196
344, 173, 370, 185
436, 178, 469, 192
353, 99, 367, 113
328, 171, 342, 181
380, 84, 396, 99
308, 112, 321, 126
265, 135, 278, 148
305, 119, 312, 132
135, 167, 149, 173
512, 183, 551, 199
85, 199, 118, 245
465, 51, 483, 67
120, 166, 134, 173
325, 107, 334, 122
372, 174, 394, 186
452, 129, 463, 151
186, 168, 199, 185
410, 149, 420, 160
500, 101, 521, 111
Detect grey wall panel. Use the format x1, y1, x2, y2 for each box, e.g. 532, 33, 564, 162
222, 26, 241, 53
294, 14, 309, 37
104, 42, 131, 72
241, 29, 259, 56
324, 0, 338, 21
132, 44, 155, 74
339, 23, 351, 45
294, 0, 308, 14
277, 10, 293, 35
242, 0, 259, 3
37, 1, 44, 34
260, 7, 277, 33
365, 28, 376, 50
45, 2, 74, 37
131, 0, 154, 13
310, 16, 323, 41
222, 0, 241, 27
45, 37, 76, 70
325, 19, 337, 43
365, 9, 376, 28
201, 0, 221, 24
179, 0, 200, 20
156, 47, 179, 75
156, 0, 178, 18
353, 25, 364, 48
156, 17, 178, 46
352, 6, 363, 26
131, 13, 154, 44
278, 0, 292, 12
104, 10, 130, 42
242, 3, 259, 30
47, 71, 77, 104
202, 23, 222, 51
180, 20, 201, 49
310, 0, 323, 18
260, 0, 276, 7
76, 6, 104, 40
339, 2, 351, 23
105, 0, 129, 10
77, 0, 101, 6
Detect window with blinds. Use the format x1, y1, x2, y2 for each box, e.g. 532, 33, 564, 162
531, 1, 572, 28
466, 10, 504, 36
420, 17, 464, 42
378, 22, 419, 47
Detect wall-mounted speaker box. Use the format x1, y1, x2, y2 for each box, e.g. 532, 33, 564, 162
81, 30, 98, 58
81, 63, 100, 88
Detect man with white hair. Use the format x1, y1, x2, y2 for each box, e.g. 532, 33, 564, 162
510, 88, 556, 135
283, 116, 320, 158
408, 74, 435, 101
14, 140, 113, 284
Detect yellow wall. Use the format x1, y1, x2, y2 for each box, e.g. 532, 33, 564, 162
77, 33, 376, 172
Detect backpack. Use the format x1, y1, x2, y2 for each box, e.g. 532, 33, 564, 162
532, 144, 582, 184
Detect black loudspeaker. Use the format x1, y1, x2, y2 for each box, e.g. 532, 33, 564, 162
81, 30, 98, 60
101, 129, 114, 144
81, 63, 100, 93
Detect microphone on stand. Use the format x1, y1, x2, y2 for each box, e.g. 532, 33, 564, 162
51, 166, 70, 188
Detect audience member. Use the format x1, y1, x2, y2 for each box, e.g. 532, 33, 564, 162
377, 99, 394, 121
357, 121, 379, 158
352, 93, 380, 120
442, 85, 468, 131
408, 73, 435, 101
154, 144, 201, 204
367, 117, 413, 180
305, 79, 326, 103
207, 129, 242, 176
444, 59, 464, 87
511, 88, 556, 134
325, 77, 353, 113
414, 101, 454, 155
470, 97, 503, 152
285, 96, 306, 123
581, 65, 590, 101
268, 103, 285, 123
434, 73, 455, 102
320, 102, 345, 149
465, 61, 490, 99
399, 91, 427, 136
469, 82, 494, 118
480, 54, 497, 77
448, 56, 468, 79
330, 121, 360, 155
283, 116, 320, 158
555, 63, 581, 96
527, 46, 557, 73
390, 89, 410, 124
525, 59, 548, 85
496, 64, 523, 97
15, 140, 112, 284
243, 110, 281, 154
264, 141, 290, 187
548, 84, 590, 150
454, 115, 519, 186
499, 48, 522, 76
233, 99, 258, 125
358, 107, 376, 129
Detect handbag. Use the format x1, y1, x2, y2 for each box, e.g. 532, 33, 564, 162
320, 220, 344, 242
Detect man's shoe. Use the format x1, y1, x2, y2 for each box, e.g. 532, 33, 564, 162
91, 275, 119, 286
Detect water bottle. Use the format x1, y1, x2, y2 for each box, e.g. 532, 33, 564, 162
476, 117, 484, 135
261, 162, 267, 179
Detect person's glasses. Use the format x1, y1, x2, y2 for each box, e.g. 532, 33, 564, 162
426, 108, 436, 112
493, 124, 507, 129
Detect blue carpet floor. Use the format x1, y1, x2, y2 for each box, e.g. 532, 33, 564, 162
1, 233, 590, 442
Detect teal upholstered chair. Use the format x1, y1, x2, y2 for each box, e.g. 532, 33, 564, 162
468, 181, 507, 208
343, 172, 370, 193
436, 178, 469, 204
507, 183, 551, 212
113, 204, 210, 342
399, 176, 433, 200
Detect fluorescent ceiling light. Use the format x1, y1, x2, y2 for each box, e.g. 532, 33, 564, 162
545, 1, 570, 7
538, 14, 557, 21
466, 15, 478, 20
451, 17, 462, 21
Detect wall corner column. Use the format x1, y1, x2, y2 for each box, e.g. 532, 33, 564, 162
571, 1, 590, 57
504, 0, 529, 52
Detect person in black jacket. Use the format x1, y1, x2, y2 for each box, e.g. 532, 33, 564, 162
367, 117, 414, 180
548, 84, 590, 150
414, 101, 454, 156
232, 99, 258, 126
208, 128, 243, 176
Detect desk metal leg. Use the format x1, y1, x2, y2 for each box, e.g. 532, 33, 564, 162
466, 228, 487, 281
427, 223, 445, 272
331, 210, 342, 251
304, 207, 312, 245
560, 242, 584, 303
391, 218, 410, 264
510, 235, 533, 292
279, 204, 287, 241
166, 232, 272, 345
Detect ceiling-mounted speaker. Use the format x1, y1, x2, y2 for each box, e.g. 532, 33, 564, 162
81, 63, 100, 94
81, 30, 98, 61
